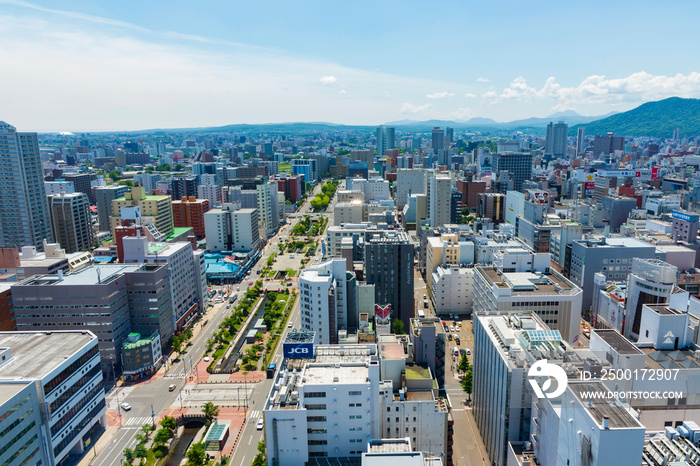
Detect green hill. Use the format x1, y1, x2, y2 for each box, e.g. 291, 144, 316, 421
570, 97, 700, 138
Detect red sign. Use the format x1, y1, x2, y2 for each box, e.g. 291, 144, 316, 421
375, 304, 391, 323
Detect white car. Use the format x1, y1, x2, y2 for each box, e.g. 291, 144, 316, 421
256, 419, 264, 430
288, 322, 293, 328
203, 357, 210, 362
120, 403, 131, 411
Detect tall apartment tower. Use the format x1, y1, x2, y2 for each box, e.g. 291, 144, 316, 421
0, 122, 53, 250
576, 126, 586, 155
445, 126, 454, 144
428, 173, 452, 229
256, 180, 279, 237
432, 127, 445, 154
492, 152, 532, 193
48, 192, 94, 253
376, 126, 395, 157
545, 121, 568, 157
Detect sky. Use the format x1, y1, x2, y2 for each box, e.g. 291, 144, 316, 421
1, 0, 700, 131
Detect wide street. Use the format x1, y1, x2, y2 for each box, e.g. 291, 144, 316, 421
84, 182, 329, 466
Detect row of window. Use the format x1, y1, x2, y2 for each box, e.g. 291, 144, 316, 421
44, 347, 99, 395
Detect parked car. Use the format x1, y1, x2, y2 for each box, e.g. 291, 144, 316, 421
466, 348, 471, 355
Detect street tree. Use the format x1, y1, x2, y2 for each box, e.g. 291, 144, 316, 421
202, 401, 220, 426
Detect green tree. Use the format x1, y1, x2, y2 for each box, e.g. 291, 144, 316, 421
391, 319, 405, 335
172, 335, 183, 354
202, 401, 220, 426
134, 444, 147, 461
160, 415, 177, 432
108, 170, 122, 181
458, 353, 470, 373
258, 440, 265, 454
123, 448, 135, 463
251, 455, 264, 466
154, 428, 172, 447
135, 433, 146, 445
141, 423, 155, 437
185, 442, 206, 466
462, 367, 473, 398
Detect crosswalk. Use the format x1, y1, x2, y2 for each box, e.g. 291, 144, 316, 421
123, 416, 153, 426
164, 373, 187, 379
248, 410, 262, 420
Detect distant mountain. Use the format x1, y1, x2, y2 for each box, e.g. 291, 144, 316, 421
571, 97, 700, 138
385, 112, 614, 130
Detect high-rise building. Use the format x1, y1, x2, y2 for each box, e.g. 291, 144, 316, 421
204, 206, 260, 252
624, 258, 677, 341
492, 152, 532, 193
95, 185, 129, 232
477, 192, 505, 224
172, 197, 210, 237
44, 180, 75, 195
431, 127, 444, 154
48, 192, 94, 253
256, 181, 279, 236
473, 264, 582, 343
61, 173, 94, 204
171, 176, 198, 200
0, 331, 107, 466
299, 258, 349, 344
291, 158, 318, 182
428, 174, 451, 229
545, 121, 568, 157
593, 132, 624, 156
445, 126, 454, 144
376, 126, 395, 157
396, 169, 427, 210
0, 122, 53, 250
576, 126, 586, 154
364, 231, 415, 328
110, 185, 174, 239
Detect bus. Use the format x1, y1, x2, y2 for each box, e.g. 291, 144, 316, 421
266, 363, 276, 379
417, 310, 425, 319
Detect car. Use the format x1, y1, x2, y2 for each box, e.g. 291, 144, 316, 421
443, 326, 449, 333
120, 403, 131, 411
249, 282, 254, 286
459, 349, 466, 356
236, 287, 240, 292
455, 337, 461, 346
447, 333, 452, 341
290, 254, 295, 259
169, 384, 176, 392
288, 322, 293, 328
450, 326, 455, 332
257, 419, 264, 430
204, 357, 210, 362
466, 348, 471, 355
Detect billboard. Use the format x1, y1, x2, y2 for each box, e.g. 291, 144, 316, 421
525, 190, 548, 204
120, 206, 141, 220
283, 342, 314, 359
672, 210, 700, 222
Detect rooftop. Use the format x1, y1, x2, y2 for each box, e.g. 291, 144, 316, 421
380, 342, 405, 361
593, 329, 643, 355
21, 264, 143, 286
568, 382, 644, 429
303, 363, 369, 385
0, 331, 97, 380
0, 381, 33, 403
404, 364, 431, 380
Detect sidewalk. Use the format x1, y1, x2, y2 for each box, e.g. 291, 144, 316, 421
77, 425, 120, 466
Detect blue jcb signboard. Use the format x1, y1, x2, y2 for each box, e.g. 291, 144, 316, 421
283, 342, 313, 359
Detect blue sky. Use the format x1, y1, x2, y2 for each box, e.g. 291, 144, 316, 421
1, 0, 699, 131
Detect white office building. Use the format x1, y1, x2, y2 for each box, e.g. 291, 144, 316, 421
347, 178, 391, 203
122, 238, 206, 330
396, 169, 428, 210
473, 266, 582, 344
197, 183, 221, 207
299, 259, 349, 344
430, 266, 474, 316
428, 174, 452, 229
0, 331, 106, 466
264, 345, 381, 465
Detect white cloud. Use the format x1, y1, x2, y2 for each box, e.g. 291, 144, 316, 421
477, 77, 489, 83
319, 75, 337, 85
384, 91, 391, 98
464, 93, 476, 98
400, 103, 432, 114
426, 91, 455, 99
339, 89, 347, 95
485, 72, 700, 108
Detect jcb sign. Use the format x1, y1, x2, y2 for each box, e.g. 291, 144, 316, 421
283, 343, 313, 359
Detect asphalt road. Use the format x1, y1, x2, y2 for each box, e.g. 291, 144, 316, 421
90, 182, 329, 466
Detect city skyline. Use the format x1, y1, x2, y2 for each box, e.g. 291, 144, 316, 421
1, 0, 700, 131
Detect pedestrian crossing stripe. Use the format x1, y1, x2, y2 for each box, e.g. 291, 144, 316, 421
249, 410, 260, 419
124, 417, 153, 426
